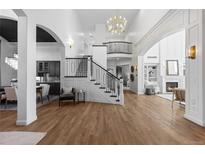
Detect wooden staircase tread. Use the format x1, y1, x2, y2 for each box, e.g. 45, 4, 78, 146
94, 83, 100, 85
110, 95, 117, 97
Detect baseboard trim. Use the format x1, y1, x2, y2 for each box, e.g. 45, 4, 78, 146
128, 89, 144, 95
137, 91, 144, 95
16, 116, 37, 126
184, 114, 205, 127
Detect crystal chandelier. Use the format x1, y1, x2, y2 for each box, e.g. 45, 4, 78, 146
106, 16, 127, 35
5, 53, 18, 70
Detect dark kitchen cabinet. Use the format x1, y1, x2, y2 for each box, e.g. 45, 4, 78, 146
37, 61, 60, 76
38, 62, 44, 72
36, 61, 60, 95
37, 61, 49, 73
49, 61, 60, 77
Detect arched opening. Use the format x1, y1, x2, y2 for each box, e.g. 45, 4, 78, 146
37, 24, 64, 45
0, 10, 65, 126
138, 28, 185, 56
0, 18, 64, 43
140, 29, 186, 111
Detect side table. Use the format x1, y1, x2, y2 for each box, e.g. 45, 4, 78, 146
76, 90, 86, 103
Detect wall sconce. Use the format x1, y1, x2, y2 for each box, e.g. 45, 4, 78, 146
134, 65, 138, 71
68, 37, 74, 48
188, 45, 196, 59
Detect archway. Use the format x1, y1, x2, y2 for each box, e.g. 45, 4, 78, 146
138, 28, 185, 56
133, 9, 205, 126
0, 9, 65, 125
136, 27, 187, 94
37, 24, 64, 45
142, 30, 186, 105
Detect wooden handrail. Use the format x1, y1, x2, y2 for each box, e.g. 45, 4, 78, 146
65, 58, 88, 60
107, 52, 132, 54
91, 60, 120, 80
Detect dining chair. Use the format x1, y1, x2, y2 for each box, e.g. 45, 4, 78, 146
39, 84, 50, 103
171, 88, 185, 109
4, 86, 18, 108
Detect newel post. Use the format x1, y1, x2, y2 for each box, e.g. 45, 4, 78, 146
87, 57, 92, 80
119, 79, 124, 105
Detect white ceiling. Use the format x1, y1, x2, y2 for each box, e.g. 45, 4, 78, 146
75, 9, 139, 32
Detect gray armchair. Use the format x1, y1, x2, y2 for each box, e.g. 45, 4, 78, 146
59, 87, 76, 106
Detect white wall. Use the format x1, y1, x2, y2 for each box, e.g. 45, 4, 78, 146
93, 24, 106, 44
126, 9, 169, 43
93, 24, 125, 44
107, 58, 131, 76
24, 9, 84, 58
160, 30, 185, 76
92, 46, 107, 69
36, 43, 63, 61
144, 43, 160, 64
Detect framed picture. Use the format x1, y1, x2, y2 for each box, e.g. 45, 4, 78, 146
131, 66, 134, 73
166, 60, 179, 76
130, 74, 134, 82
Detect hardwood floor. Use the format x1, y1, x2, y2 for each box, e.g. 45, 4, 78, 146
1, 91, 205, 144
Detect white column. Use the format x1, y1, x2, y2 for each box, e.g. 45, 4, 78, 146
137, 56, 144, 94
16, 16, 37, 125
119, 79, 124, 105
60, 44, 66, 89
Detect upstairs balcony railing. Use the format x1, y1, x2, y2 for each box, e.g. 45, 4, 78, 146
103, 41, 132, 54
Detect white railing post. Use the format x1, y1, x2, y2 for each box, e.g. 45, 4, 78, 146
87, 57, 91, 80
119, 79, 124, 105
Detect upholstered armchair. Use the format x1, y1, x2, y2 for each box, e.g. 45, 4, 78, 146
144, 80, 160, 94
4, 86, 18, 108
59, 87, 76, 106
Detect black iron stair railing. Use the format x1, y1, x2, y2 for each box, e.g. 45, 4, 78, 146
64, 57, 123, 102
90, 58, 121, 101
64, 58, 88, 78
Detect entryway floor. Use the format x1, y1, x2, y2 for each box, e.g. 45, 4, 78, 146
0, 91, 204, 144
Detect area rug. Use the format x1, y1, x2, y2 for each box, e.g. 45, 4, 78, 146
0, 95, 58, 110
0, 131, 46, 145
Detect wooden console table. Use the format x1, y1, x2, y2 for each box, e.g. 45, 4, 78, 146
76, 90, 86, 103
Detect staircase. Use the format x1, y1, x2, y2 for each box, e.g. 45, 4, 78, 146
64, 57, 124, 105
